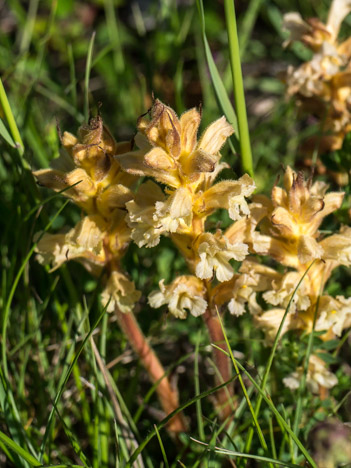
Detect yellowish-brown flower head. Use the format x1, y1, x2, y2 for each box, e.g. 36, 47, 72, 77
148, 276, 207, 319
120, 99, 255, 254
34, 116, 135, 215
253, 166, 344, 268
117, 99, 234, 189
34, 117, 140, 313
194, 231, 248, 282
283, 0, 351, 152
283, 354, 338, 393
237, 166, 351, 349
123, 100, 255, 325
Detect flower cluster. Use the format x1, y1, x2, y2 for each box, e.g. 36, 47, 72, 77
115, 99, 255, 319
33, 99, 351, 401
223, 166, 351, 391
34, 116, 140, 313
33, 102, 256, 422
283, 0, 351, 153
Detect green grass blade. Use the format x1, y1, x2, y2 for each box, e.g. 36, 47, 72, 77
214, 310, 269, 456
84, 32, 96, 122
190, 437, 302, 467
67, 44, 77, 110
196, 0, 239, 152
292, 272, 324, 459
224, 0, 253, 177
126, 376, 237, 466
212, 345, 317, 467
104, 0, 125, 73
238, 0, 262, 58
244, 260, 316, 455
2, 200, 70, 380
154, 425, 169, 468
0, 118, 16, 147
0, 78, 25, 160
0, 429, 40, 466
38, 305, 107, 461
194, 331, 206, 442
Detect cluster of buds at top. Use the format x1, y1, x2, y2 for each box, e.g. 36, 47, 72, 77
116, 99, 255, 318
221, 166, 351, 391
33, 117, 141, 313
282, 0, 351, 153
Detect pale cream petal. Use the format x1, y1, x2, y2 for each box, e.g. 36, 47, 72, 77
101, 271, 141, 313
228, 298, 246, 316
134, 131, 151, 151
327, 0, 351, 39
283, 372, 301, 390
308, 355, 338, 391
67, 215, 107, 253
168, 187, 193, 219
148, 276, 207, 319
179, 108, 201, 154
320, 226, 351, 266
34, 168, 96, 203
35, 216, 107, 271
319, 191, 344, 216
186, 149, 217, 174
197, 116, 234, 155
50, 148, 75, 172
282, 12, 311, 44
116, 150, 181, 188
195, 175, 255, 220
96, 184, 133, 216
35, 232, 69, 270
196, 250, 214, 280
195, 233, 247, 282
61, 131, 78, 148
255, 308, 304, 343
142, 100, 182, 158
153, 188, 193, 235
144, 147, 177, 171
148, 289, 168, 309
189, 296, 208, 317
215, 257, 234, 282
271, 207, 297, 237
297, 235, 324, 264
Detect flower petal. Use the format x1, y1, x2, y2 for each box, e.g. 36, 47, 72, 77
197, 116, 234, 155
180, 108, 201, 154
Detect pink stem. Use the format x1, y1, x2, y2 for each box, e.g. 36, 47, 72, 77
115, 308, 187, 433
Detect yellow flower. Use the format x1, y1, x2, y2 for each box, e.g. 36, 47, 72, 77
194, 231, 248, 282
315, 295, 351, 337
211, 259, 279, 315
116, 99, 235, 190
252, 166, 344, 267
148, 276, 207, 319
34, 116, 136, 214
193, 174, 255, 221
262, 271, 311, 313
36, 215, 107, 273
101, 270, 141, 314
283, 355, 338, 394
154, 187, 193, 233
320, 226, 351, 266
282, 0, 351, 152
126, 180, 167, 247
254, 308, 304, 343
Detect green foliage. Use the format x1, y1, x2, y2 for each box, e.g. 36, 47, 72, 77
0, 0, 351, 467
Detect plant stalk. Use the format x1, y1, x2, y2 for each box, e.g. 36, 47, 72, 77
224, 0, 254, 177
203, 308, 234, 421
115, 308, 187, 433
